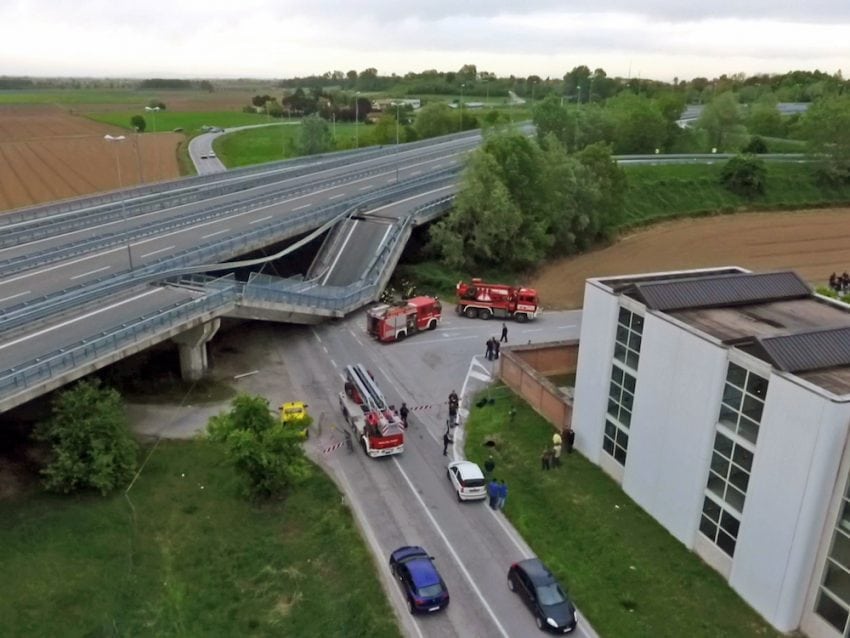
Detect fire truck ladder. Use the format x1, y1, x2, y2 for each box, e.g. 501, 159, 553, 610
345, 364, 388, 415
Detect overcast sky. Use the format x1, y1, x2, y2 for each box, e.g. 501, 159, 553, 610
1, 1, 848, 81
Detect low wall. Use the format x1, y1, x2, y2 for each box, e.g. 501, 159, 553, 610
498, 340, 579, 430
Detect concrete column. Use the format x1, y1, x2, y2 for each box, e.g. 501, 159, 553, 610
172, 319, 220, 381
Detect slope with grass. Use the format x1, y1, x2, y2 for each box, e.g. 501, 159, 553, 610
0, 440, 400, 637
463, 389, 783, 638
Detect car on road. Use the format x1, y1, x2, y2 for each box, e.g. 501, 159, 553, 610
200, 154, 208, 159
508, 558, 577, 634
279, 401, 310, 439
208, 151, 216, 158
389, 546, 450, 614
446, 460, 487, 501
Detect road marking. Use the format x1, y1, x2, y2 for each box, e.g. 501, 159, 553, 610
394, 335, 479, 346
202, 228, 229, 239
140, 244, 176, 259
249, 215, 273, 225
453, 356, 493, 462
329, 193, 345, 199
0, 288, 162, 352
70, 265, 111, 280
522, 328, 543, 333
293, 203, 311, 211
487, 507, 534, 560
0, 290, 31, 304
359, 185, 371, 191
393, 458, 511, 638
557, 324, 576, 329
321, 221, 358, 285
410, 170, 421, 176
0, 245, 130, 288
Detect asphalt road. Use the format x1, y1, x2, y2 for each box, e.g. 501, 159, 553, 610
188, 122, 303, 175
281, 308, 596, 637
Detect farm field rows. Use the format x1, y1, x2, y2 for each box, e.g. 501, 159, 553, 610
530, 207, 850, 308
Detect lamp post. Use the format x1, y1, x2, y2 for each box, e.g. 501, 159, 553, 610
144, 105, 161, 133
133, 126, 144, 184
392, 102, 401, 146
354, 91, 361, 149
104, 134, 135, 271
459, 83, 466, 132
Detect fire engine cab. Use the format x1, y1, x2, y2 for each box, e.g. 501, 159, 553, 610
339, 364, 405, 457
366, 296, 442, 342
455, 279, 540, 322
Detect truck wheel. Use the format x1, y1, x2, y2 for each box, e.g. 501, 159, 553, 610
396, 331, 406, 341
428, 320, 437, 330
464, 307, 479, 319
479, 309, 492, 320
515, 313, 529, 323
361, 438, 368, 454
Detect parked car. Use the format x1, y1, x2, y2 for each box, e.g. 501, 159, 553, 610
389, 546, 450, 614
446, 460, 487, 501
508, 558, 577, 634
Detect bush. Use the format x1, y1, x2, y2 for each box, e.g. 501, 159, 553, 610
34, 380, 138, 495
741, 136, 768, 154
130, 114, 146, 133
720, 154, 767, 197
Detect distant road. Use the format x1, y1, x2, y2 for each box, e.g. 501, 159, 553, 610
188, 122, 301, 175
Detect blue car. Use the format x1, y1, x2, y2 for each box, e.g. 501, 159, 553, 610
389, 546, 450, 614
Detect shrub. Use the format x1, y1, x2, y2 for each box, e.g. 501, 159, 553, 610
720, 154, 767, 197
741, 136, 768, 154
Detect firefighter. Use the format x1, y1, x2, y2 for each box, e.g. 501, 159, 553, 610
399, 402, 409, 428
448, 390, 459, 411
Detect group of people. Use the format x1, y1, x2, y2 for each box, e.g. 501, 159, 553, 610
487, 478, 508, 511
829, 272, 850, 294
485, 323, 510, 361
541, 427, 575, 470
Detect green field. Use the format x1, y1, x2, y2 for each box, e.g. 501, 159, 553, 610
87, 110, 276, 136
0, 89, 157, 105
622, 162, 850, 227
0, 440, 400, 638
464, 389, 782, 638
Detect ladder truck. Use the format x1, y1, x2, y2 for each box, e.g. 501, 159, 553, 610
339, 364, 405, 457
455, 278, 540, 322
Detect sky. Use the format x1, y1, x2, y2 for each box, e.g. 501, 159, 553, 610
1, 1, 848, 82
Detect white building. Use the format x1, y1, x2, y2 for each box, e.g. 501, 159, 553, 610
572, 266, 850, 636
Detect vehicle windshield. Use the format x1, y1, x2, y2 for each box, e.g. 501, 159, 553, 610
461, 477, 486, 488
536, 582, 567, 606
416, 583, 443, 598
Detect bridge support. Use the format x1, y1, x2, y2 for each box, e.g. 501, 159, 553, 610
172, 319, 220, 381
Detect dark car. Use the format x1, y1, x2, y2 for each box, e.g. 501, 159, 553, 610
508, 558, 577, 634
389, 546, 450, 614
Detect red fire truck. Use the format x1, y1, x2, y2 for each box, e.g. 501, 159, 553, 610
455, 279, 540, 322
339, 364, 405, 457
366, 296, 442, 342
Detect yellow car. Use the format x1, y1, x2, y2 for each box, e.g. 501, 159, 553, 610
280, 401, 311, 439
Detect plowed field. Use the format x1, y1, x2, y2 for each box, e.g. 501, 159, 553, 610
0, 105, 181, 211
530, 208, 850, 308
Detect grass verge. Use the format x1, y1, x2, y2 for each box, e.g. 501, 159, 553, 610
0, 440, 401, 638
464, 388, 784, 638
86, 111, 275, 136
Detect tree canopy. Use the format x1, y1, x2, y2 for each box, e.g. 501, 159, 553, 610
799, 96, 850, 184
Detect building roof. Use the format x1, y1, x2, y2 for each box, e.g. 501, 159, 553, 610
597, 267, 850, 396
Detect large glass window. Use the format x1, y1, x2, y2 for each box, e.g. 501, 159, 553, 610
603, 307, 643, 467
699, 362, 767, 558
815, 473, 850, 634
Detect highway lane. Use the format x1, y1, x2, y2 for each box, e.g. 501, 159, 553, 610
0, 156, 462, 311
285, 309, 594, 637
0, 284, 203, 372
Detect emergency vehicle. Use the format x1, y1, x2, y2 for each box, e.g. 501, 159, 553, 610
366, 296, 442, 342
455, 279, 540, 322
339, 364, 405, 457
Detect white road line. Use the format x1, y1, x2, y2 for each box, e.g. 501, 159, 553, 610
330, 359, 338, 369
393, 458, 511, 638
359, 185, 371, 191
487, 507, 534, 559
313, 331, 323, 344
249, 215, 273, 225
293, 203, 311, 211
0, 290, 31, 304
395, 335, 479, 346
202, 228, 229, 239
329, 193, 345, 199
0, 245, 129, 288
558, 324, 576, 329
410, 170, 421, 176
70, 265, 111, 280
140, 245, 176, 259
522, 328, 543, 333
321, 222, 358, 285
0, 288, 162, 352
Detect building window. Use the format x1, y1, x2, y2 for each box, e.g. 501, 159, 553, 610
815, 475, 850, 633
699, 362, 767, 558
603, 307, 643, 466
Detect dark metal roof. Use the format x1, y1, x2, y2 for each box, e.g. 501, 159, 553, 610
756, 327, 850, 373
631, 271, 811, 311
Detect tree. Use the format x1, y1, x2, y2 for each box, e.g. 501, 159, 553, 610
297, 114, 332, 155
742, 136, 769, 154
697, 92, 743, 150
130, 115, 146, 132
606, 93, 667, 153
799, 96, 850, 184
721, 154, 767, 197
746, 97, 784, 137
370, 113, 399, 145
533, 96, 575, 150
147, 99, 166, 110
574, 142, 628, 238
34, 380, 138, 495
199, 80, 214, 93
414, 102, 455, 139
207, 394, 310, 499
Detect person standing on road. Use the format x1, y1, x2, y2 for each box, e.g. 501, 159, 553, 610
500, 323, 508, 343
399, 402, 409, 428
565, 427, 575, 454
485, 338, 494, 360
488, 478, 499, 509
494, 340, 501, 360
442, 429, 453, 456
497, 480, 508, 510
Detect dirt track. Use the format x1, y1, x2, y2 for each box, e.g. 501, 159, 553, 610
530, 208, 850, 309
0, 105, 181, 211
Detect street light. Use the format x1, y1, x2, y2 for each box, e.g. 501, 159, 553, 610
104, 134, 135, 271
459, 83, 466, 133
354, 91, 361, 149
144, 105, 161, 133
392, 102, 401, 147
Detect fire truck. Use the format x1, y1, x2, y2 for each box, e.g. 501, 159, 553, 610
339, 364, 405, 457
455, 279, 540, 322
366, 296, 442, 342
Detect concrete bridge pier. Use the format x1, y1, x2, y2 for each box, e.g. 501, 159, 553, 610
172, 319, 221, 381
